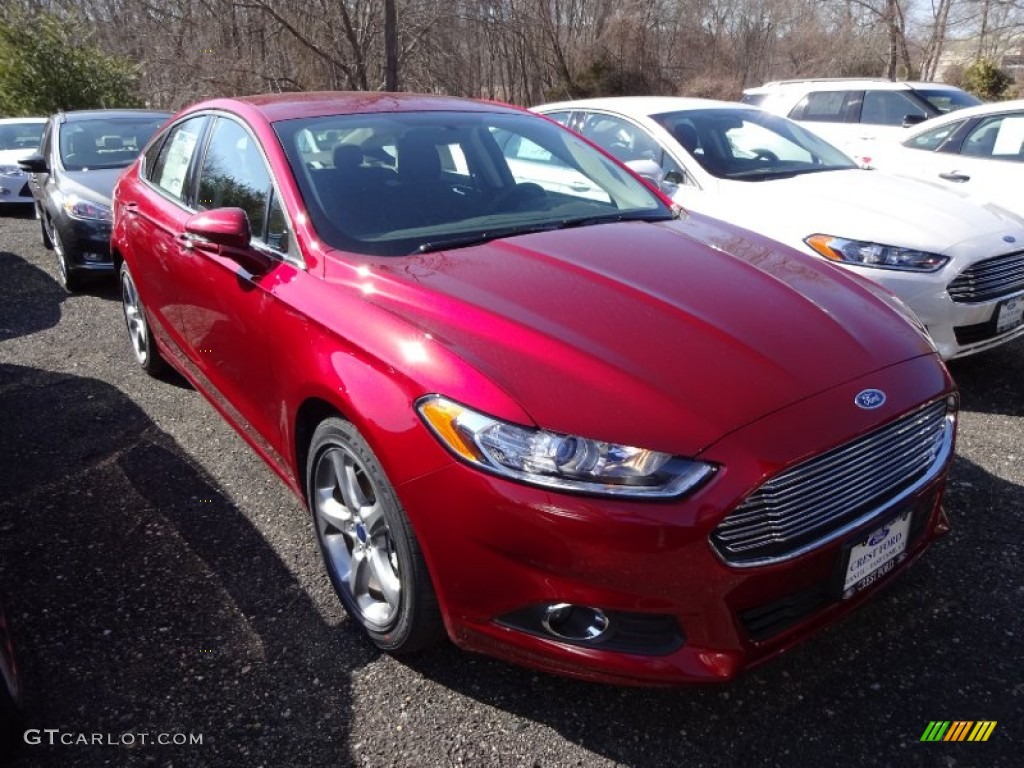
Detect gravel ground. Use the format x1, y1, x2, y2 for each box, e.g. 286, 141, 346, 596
0, 207, 1021, 767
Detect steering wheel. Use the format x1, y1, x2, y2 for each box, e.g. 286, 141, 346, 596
752, 148, 779, 162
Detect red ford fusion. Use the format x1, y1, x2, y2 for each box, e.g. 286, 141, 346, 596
111, 92, 957, 685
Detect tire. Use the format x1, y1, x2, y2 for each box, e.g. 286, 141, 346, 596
48, 218, 83, 292
307, 418, 443, 654
119, 262, 167, 376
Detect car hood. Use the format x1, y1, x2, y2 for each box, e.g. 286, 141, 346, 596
344, 214, 936, 454
57, 167, 126, 205
704, 168, 1024, 255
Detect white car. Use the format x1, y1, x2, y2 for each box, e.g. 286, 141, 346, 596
533, 96, 1024, 360
867, 99, 1024, 218
0, 117, 46, 205
741, 79, 979, 164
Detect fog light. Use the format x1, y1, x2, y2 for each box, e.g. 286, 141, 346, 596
541, 603, 610, 641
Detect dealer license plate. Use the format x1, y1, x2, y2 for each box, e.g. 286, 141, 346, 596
841, 511, 912, 598
996, 296, 1024, 334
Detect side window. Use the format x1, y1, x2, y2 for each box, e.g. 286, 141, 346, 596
903, 121, 964, 152
544, 111, 573, 127
197, 118, 272, 240
861, 91, 927, 126
147, 117, 207, 201
962, 115, 1024, 161
579, 113, 682, 178
792, 91, 848, 123
39, 121, 53, 160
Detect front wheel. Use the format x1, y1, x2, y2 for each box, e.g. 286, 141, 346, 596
307, 418, 442, 654
49, 219, 83, 292
120, 262, 167, 376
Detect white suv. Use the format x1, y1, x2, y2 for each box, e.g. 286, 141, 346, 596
742, 79, 980, 163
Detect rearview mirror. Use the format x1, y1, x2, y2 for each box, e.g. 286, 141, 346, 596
17, 153, 47, 173
902, 114, 928, 128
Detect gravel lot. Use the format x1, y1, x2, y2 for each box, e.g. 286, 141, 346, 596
1, 207, 1021, 767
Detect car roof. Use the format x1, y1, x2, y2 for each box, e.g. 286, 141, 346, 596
181, 91, 525, 123
0, 116, 46, 125
57, 109, 172, 122
535, 96, 745, 117
743, 79, 963, 94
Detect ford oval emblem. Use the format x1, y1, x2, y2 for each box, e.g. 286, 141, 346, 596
1004, 236, 1017, 244
868, 525, 891, 546
855, 389, 886, 410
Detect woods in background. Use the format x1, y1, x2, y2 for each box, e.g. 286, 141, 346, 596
2, 0, 1022, 114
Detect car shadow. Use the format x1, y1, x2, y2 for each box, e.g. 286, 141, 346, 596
0, 252, 65, 342
947, 339, 1024, 417
404, 450, 1020, 767
0, 363, 377, 767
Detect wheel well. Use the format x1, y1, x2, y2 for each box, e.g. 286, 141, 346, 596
293, 398, 344, 502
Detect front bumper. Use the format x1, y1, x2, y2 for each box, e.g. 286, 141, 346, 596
854, 247, 1024, 360
54, 214, 114, 272
397, 356, 955, 685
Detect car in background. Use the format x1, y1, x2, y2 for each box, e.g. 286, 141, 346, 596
110, 91, 958, 685
741, 79, 980, 163
18, 109, 170, 291
867, 99, 1024, 218
0, 117, 45, 206
0, 599, 23, 760
534, 96, 1024, 360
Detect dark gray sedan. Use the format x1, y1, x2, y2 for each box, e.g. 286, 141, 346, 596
19, 109, 169, 291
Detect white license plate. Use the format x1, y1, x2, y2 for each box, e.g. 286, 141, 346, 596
996, 296, 1024, 334
842, 511, 912, 597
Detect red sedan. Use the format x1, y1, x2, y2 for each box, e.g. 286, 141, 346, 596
111, 92, 956, 685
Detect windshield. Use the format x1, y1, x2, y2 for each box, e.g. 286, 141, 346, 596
0, 122, 44, 152
274, 110, 672, 256
914, 88, 982, 114
59, 116, 167, 171
652, 108, 858, 181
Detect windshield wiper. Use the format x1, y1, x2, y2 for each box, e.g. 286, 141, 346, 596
416, 212, 671, 254
729, 167, 848, 181
554, 211, 674, 229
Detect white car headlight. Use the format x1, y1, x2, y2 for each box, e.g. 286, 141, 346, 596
418, 396, 715, 499
63, 193, 112, 222
0, 165, 25, 178
805, 234, 948, 272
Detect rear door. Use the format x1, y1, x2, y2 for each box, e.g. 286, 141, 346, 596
121, 116, 210, 351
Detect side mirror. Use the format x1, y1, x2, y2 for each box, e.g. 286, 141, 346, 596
17, 154, 48, 173
186, 208, 251, 249
902, 114, 928, 128
624, 158, 662, 184
662, 170, 685, 187
185, 208, 272, 274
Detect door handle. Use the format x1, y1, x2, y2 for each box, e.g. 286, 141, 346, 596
938, 171, 970, 183
123, 201, 139, 216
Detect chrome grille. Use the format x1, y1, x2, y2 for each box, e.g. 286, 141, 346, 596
711, 399, 951, 567
947, 251, 1024, 303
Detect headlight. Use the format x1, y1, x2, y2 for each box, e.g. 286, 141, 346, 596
805, 234, 948, 272
63, 194, 112, 222
0, 165, 25, 178
417, 395, 715, 499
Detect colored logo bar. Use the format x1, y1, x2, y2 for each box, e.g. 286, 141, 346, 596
920, 721, 997, 742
